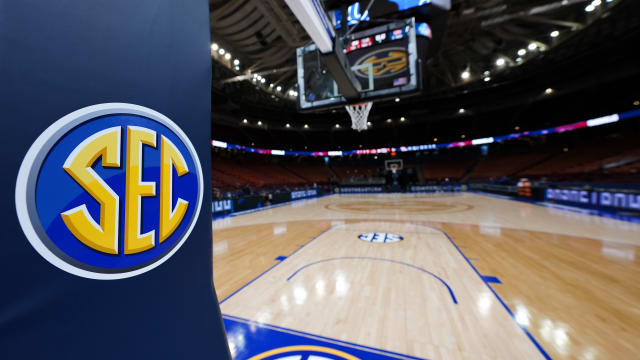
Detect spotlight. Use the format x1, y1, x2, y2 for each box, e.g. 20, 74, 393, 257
459, 108, 466, 114
386, 118, 392, 123
335, 124, 340, 128
496, 58, 506, 67
233, 59, 240, 65
285, 123, 291, 128
395, 98, 400, 102
304, 124, 309, 129
400, 117, 406, 121
276, 86, 282, 92
517, 49, 526, 56
235, 66, 240, 71
528, 43, 537, 51
242, 119, 248, 123
224, 53, 231, 60
516, 57, 523, 63
433, 138, 438, 142
260, 78, 266, 83
461, 71, 470, 80
545, 88, 554, 95
633, 100, 639, 106
484, 76, 491, 82
218, 48, 225, 55
461, 134, 466, 139
367, 122, 372, 126
211, 43, 219, 51
585, 4, 595, 12
550, 30, 560, 38
257, 121, 262, 125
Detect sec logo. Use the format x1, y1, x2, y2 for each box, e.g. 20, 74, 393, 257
15, 103, 203, 280
249, 345, 359, 360
358, 232, 404, 243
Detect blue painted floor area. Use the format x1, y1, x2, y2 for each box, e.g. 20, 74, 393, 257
224, 314, 427, 360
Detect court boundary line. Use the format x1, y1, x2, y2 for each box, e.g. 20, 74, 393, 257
223, 313, 428, 360
436, 227, 552, 360
285, 256, 458, 304
218, 224, 333, 305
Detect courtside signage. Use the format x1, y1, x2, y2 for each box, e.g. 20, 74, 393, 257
15, 103, 203, 280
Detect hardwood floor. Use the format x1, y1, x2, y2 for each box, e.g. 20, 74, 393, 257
213, 194, 640, 359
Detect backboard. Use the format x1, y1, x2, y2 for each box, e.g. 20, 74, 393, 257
297, 18, 425, 111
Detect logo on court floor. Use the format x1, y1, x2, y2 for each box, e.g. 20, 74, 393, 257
358, 232, 404, 243
15, 103, 203, 279
248, 345, 360, 360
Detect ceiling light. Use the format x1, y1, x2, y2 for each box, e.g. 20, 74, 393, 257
459, 108, 466, 114
483, 71, 490, 76
517, 49, 527, 56
528, 43, 537, 51
461, 71, 470, 80
233, 59, 240, 65
218, 48, 225, 55
516, 57, 523, 63
433, 138, 438, 142
304, 124, 309, 129
276, 86, 282, 92
550, 30, 560, 38
260, 78, 266, 83
484, 76, 491, 82
235, 66, 240, 71
545, 88, 554, 95
386, 118, 392, 123
400, 117, 406, 121
224, 53, 231, 60
367, 122, 372, 126
585, 4, 595, 12
335, 124, 340, 128
496, 58, 506, 67
257, 121, 262, 125
211, 43, 218, 51
461, 134, 466, 139
269, 84, 274, 88
633, 100, 639, 106
515, 126, 520, 130
285, 123, 291, 128
395, 98, 400, 102
242, 119, 248, 123
592, 0, 602, 5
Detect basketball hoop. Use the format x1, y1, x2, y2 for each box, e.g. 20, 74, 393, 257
345, 102, 372, 132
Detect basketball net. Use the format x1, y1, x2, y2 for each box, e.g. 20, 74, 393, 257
345, 102, 372, 132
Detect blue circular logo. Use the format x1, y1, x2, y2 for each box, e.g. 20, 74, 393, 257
358, 232, 404, 243
16, 104, 203, 279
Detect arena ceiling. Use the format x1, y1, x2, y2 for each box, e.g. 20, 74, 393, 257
209, 0, 640, 147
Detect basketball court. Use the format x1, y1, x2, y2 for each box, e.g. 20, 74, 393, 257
213, 193, 640, 359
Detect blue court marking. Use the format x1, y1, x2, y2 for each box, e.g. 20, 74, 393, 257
482, 275, 502, 284
275, 256, 287, 261
286, 256, 458, 305
219, 225, 334, 305
437, 229, 552, 360
223, 313, 428, 360
472, 191, 640, 225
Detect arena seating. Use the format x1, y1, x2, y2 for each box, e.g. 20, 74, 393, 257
422, 160, 475, 181
211, 134, 640, 190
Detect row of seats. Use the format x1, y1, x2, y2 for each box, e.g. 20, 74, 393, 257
212, 135, 640, 189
